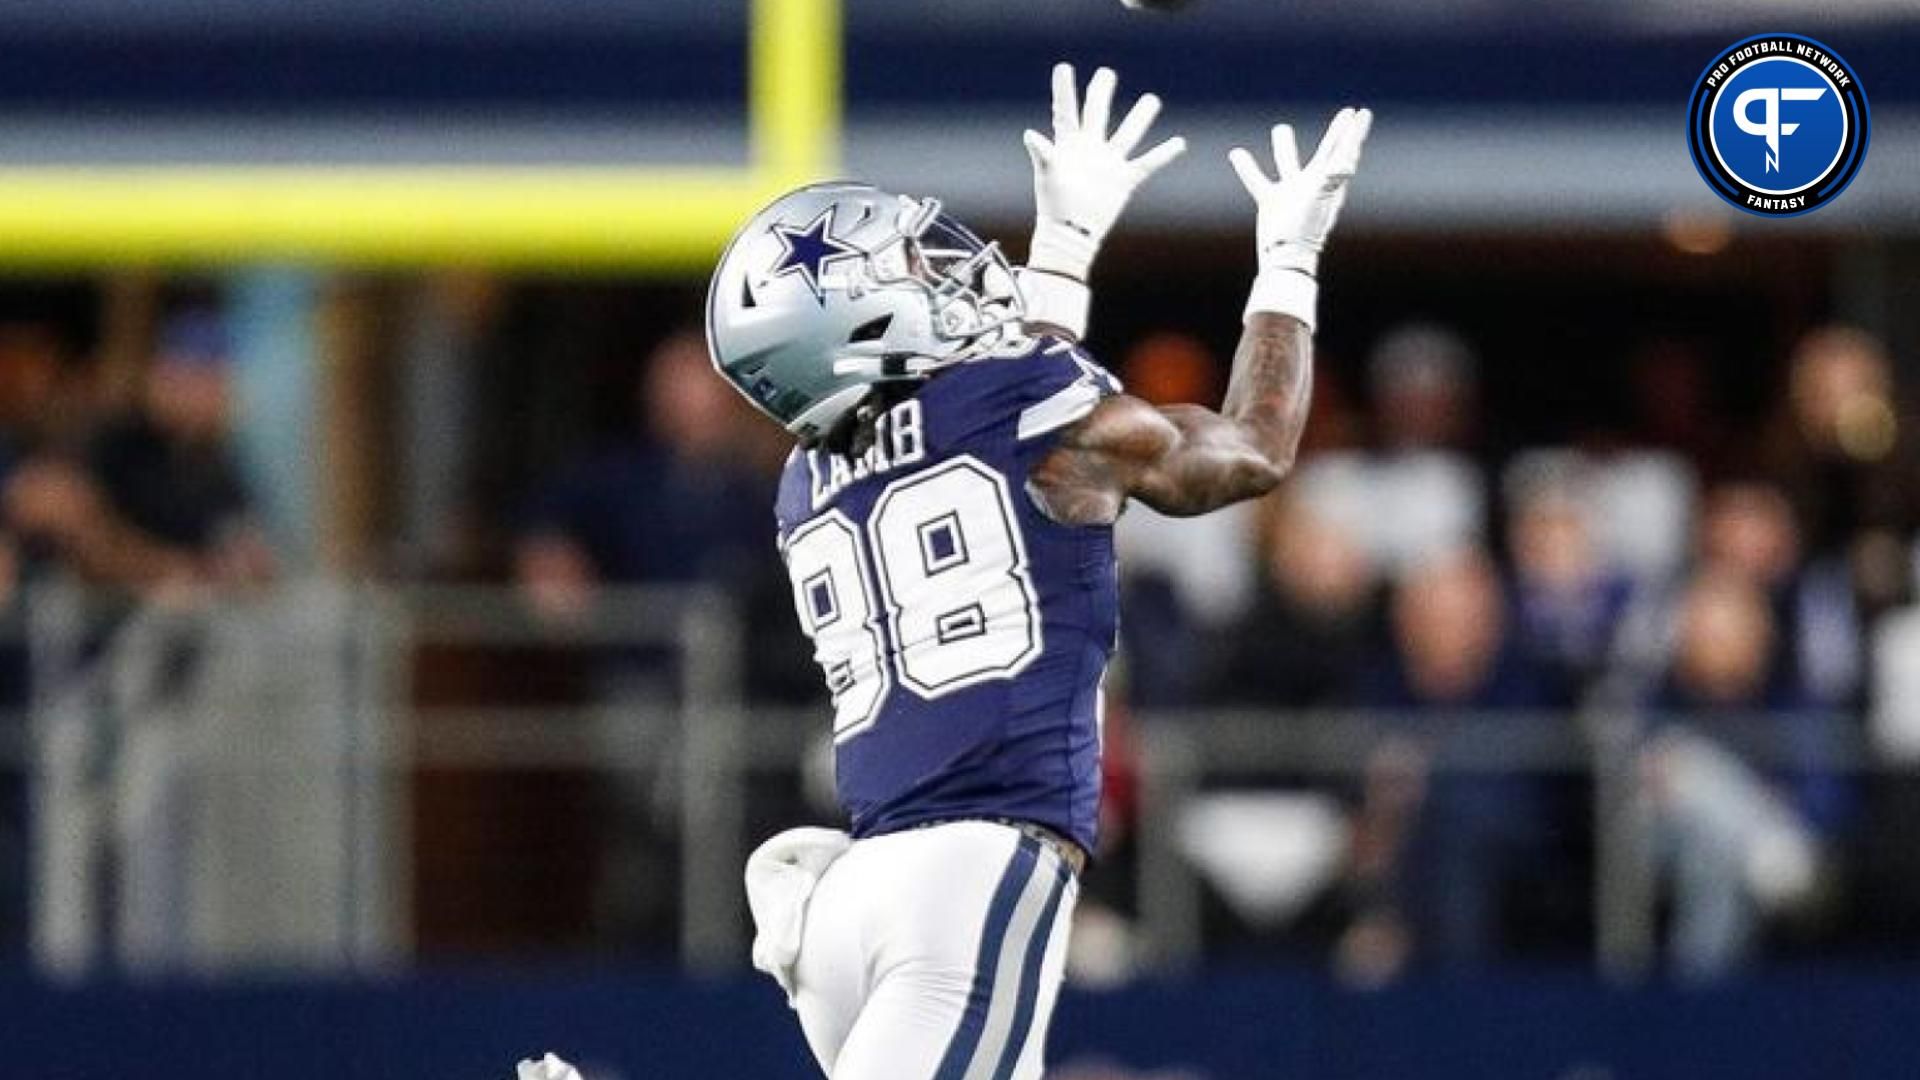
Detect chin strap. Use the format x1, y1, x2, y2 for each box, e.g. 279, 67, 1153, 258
832, 353, 942, 380
830, 320, 1032, 382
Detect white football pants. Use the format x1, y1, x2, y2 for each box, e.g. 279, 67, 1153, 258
791, 821, 1078, 1080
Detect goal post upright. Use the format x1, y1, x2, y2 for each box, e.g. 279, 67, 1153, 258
0, 0, 843, 270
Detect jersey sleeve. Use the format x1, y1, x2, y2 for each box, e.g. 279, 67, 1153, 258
773, 446, 812, 548
1011, 339, 1124, 443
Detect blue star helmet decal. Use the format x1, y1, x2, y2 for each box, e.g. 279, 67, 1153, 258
770, 208, 858, 302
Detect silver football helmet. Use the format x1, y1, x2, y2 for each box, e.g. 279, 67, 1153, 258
706, 181, 1024, 443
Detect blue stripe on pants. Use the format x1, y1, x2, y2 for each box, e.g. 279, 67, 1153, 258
932, 834, 1041, 1080
987, 855, 1070, 1080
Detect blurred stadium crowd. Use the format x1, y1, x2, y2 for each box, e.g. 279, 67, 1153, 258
0, 300, 272, 968
0, 277, 1915, 989
1097, 319, 1916, 983
505, 301, 1920, 987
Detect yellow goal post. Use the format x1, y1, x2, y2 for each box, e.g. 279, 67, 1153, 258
0, 0, 840, 270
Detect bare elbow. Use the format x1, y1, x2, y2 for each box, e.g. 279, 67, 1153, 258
1163, 453, 1287, 514
1140, 451, 1291, 517
1240, 452, 1293, 498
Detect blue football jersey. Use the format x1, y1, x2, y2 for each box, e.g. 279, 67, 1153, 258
774, 336, 1122, 852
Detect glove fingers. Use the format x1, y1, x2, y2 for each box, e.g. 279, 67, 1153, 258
1269, 123, 1302, 179
1023, 129, 1055, 169
1308, 108, 1362, 176
1333, 107, 1375, 174
1051, 62, 1081, 136
1109, 92, 1162, 157
1083, 66, 1118, 137
1228, 146, 1271, 195
1315, 107, 1370, 179
1131, 135, 1187, 180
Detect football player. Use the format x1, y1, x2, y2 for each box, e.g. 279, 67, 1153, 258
712, 64, 1371, 1080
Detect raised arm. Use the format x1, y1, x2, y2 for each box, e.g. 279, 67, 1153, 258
1031, 107, 1372, 524
1017, 63, 1186, 342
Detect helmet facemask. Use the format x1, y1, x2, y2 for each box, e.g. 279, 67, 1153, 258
832, 196, 1025, 382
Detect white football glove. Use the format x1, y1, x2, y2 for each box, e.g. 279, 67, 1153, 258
516, 1053, 583, 1080
1019, 62, 1187, 337
745, 826, 851, 1003
1228, 106, 1373, 329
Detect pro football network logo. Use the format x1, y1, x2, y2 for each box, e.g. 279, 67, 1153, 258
1687, 34, 1869, 217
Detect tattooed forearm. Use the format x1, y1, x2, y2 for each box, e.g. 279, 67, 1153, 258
1221, 311, 1315, 473
1118, 311, 1315, 516
1029, 312, 1316, 525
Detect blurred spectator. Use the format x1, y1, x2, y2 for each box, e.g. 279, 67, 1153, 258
3, 308, 273, 592
512, 329, 799, 947
1290, 325, 1487, 576
1113, 333, 1255, 624
1620, 339, 1735, 476
1294, 362, 1366, 456
1149, 494, 1379, 961
1370, 324, 1479, 454
1203, 494, 1381, 708
1372, 548, 1525, 712
0, 323, 64, 458
1113, 333, 1255, 704
511, 325, 812, 705
1640, 567, 1850, 980
0, 309, 274, 971
0, 323, 62, 963
1871, 607, 1920, 762
514, 329, 769, 621
1582, 451, 1698, 585
1697, 481, 1861, 707
0, 323, 60, 626
1763, 326, 1919, 617
1294, 451, 1485, 578
1341, 548, 1566, 980
1864, 605, 1920, 941
1504, 456, 1635, 705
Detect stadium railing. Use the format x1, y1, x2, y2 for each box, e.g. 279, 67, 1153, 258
0, 582, 1871, 981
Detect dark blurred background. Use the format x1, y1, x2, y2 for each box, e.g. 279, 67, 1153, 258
0, 1, 1918, 1077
